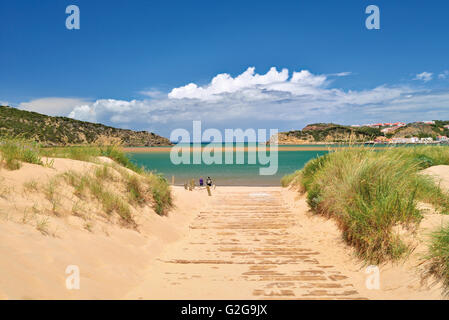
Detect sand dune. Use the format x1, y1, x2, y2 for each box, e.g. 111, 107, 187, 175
0, 161, 448, 299
0, 158, 210, 299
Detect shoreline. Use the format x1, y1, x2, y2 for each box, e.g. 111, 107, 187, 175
124, 146, 355, 152
123, 144, 447, 153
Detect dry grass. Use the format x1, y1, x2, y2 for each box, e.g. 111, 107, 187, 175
23, 179, 39, 192
427, 225, 449, 294
64, 168, 133, 224
44, 177, 61, 214
36, 218, 49, 235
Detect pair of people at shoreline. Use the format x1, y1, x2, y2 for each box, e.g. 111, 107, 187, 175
185, 177, 214, 191
199, 176, 212, 188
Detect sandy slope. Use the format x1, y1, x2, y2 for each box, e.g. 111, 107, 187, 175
278, 165, 449, 299
0, 158, 209, 299
282, 188, 448, 300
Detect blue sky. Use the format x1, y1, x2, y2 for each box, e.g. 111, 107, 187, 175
1, 0, 449, 139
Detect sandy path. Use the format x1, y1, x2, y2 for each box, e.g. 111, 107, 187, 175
126, 187, 366, 299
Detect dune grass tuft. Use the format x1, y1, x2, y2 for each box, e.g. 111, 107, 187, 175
144, 172, 172, 215
36, 218, 49, 235
23, 179, 39, 192
126, 174, 146, 205
64, 169, 133, 223
44, 177, 61, 213
0, 138, 42, 170
427, 225, 449, 293
280, 170, 301, 187
282, 146, 449, 264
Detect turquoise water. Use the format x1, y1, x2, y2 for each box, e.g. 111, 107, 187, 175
128, 149, 328, 186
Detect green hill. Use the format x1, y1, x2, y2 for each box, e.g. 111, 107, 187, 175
0, 105, 172, 146
274, 121, 449, 144
393, 121, 449, 139
276, 123, 382, 144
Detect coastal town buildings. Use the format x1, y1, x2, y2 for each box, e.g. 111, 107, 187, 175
390, 137, 419, 144
355, 122, 406, 128
353, 121, 448, 144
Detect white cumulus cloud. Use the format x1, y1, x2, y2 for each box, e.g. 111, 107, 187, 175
414, 72, 433, 82
167, 67, 334, 101
438, 71, 449, 79
24, 66, 449, 138
19, 97, 90, 116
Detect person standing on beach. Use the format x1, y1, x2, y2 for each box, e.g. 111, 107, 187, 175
206, 177, 212, 187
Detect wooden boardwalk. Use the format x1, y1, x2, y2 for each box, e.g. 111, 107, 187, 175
128, 189, 366, 299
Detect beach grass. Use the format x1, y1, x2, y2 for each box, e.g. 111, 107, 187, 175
144, 172, 172, 215
125, 173, 147, 205
427, 225, 449, 293
0, 138, 42, 169
280, 170, 301, 187
63, 169, 133, 223
36, 217, 50, 235
112, 164, 172, 215
282, 146, 449, 264
41, 144, 144, 173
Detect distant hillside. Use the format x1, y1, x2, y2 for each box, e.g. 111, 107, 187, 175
271, 121, 449, 144
0, 105, 172, 146
392, 121, 449, 139
272, 123, 381, 144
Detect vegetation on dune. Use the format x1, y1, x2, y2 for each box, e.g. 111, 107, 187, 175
280, 170, 301, 187
112, 165, 172, 215
0, 138, 172, 217
0, 138, 42, 169
64, 168, 131, 224
0, 138, 141, 173
144, 172, 172, 215
427, 226, 449, 293
41, 145, 144, 173
282, 146, 449, 264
